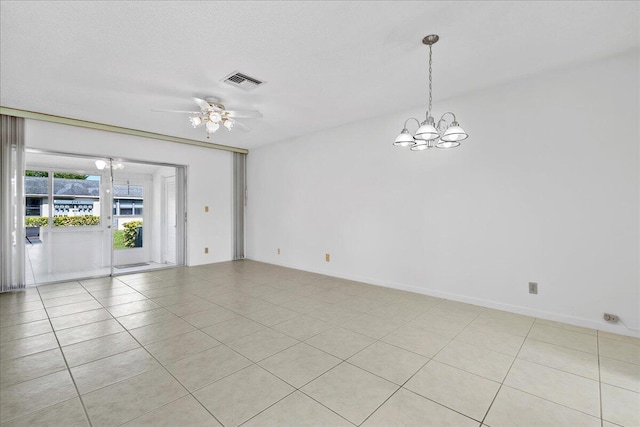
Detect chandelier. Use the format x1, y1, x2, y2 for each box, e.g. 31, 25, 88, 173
394, 35, 468, 151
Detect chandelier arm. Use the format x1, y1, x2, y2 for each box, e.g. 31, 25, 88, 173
439, 112, 457, 122
436, 112, 458, 133
403, 117, 421, 130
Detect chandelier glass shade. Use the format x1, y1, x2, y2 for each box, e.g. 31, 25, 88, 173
394, 35, 468, 151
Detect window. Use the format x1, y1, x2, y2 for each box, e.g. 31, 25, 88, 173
52, 174, 100, 226
24, 170, 102, 227
113, 199, 143, 216
133, 200, 143, 215
25, 197, 43, 216
113, 184, 143, 217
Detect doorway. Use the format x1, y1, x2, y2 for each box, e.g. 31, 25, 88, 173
24, 150, 186, 285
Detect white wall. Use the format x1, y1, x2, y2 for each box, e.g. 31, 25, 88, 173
25, 120, 233, 266
247, 50, 639, 336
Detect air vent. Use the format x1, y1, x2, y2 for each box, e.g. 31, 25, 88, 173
222, 71, 265, 91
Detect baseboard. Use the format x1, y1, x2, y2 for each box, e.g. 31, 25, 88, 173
247, 257, 640, 338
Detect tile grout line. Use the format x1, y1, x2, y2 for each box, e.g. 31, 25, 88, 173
474, 319, 606, 424
27, 266, 176, 289
127, 281, 426, 426
597, 331, 604, 427
73, 278, 229, 427
96, 274, 326, 411
36, 281, 95, 427
357, 309, 485, 426
479, 316, 536, 426
502, 353, 600, 383
235, 313, 401, 427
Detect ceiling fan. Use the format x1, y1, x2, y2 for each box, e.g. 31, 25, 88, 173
153, 97, 262, 138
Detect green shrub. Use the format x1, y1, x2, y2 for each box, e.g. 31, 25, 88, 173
123, 221, 143, 248
25, 217, 48, 227
53, 216, 101, 227
25, 215, 101, 227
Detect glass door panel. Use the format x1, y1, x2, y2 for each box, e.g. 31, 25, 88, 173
24, 151, 112, 284
111, 178, 149, 269
110, 160, 182, 275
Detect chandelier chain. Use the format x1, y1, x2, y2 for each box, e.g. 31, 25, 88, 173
428, 45, 433, 117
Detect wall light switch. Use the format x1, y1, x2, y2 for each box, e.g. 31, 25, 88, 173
204, 206, 209, 213
204, 247, 209, 254
277, 248, 281, 255
325, 253, 330, 262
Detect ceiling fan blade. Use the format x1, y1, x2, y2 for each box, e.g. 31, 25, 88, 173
193, 97, 214, 111
152, 109, 201, 114
225, 110, 263, 118
232, 120, 251, 132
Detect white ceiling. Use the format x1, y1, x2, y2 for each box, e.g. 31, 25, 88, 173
1, 1, 638, 151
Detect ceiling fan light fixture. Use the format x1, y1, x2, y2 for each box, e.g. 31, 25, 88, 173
189, 116, 202, 127
209, 112, 222, 123
206, 121, 220, 134
154, 96, 260, 139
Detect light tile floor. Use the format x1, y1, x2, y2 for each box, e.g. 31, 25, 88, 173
1, 260, 639, 426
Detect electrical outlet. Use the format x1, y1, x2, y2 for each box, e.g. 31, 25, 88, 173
204, 247, 209, 254
325, 253, 330, 262
277, 248, 280, 255
528, 282, 538, 294
603, 313, 619, 323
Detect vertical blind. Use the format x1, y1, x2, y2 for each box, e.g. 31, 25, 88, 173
1, 115, 26, 291
232, 152, 246, 260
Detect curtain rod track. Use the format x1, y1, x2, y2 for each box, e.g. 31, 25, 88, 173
0, 107, 248, 155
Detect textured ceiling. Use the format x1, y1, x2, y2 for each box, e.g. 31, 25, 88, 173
1, 1, 638, 150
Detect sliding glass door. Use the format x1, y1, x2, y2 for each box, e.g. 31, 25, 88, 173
24, 150, 186, 284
